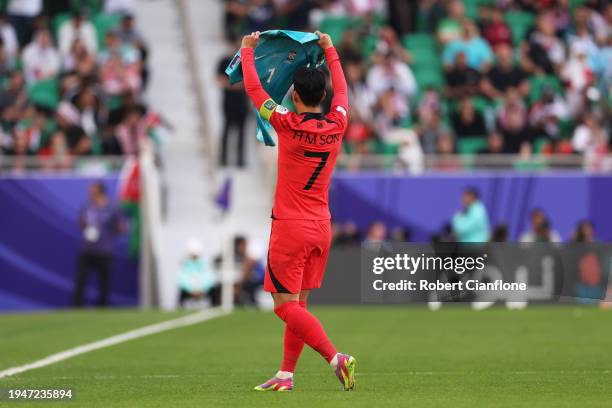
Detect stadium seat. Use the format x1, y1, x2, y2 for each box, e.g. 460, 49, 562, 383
27, 78, 60, 110
52, 13, 72, 41
411, 50, 442, 71
506, 11, 535, 45
402, 33, 437, 52
529, 75, 564, 104
457, 137, 487, 155
413, 66, 444, 89
532, 137, 549, 154
318, 16, 353, 44
463, 0, 480, 19
94, 13, 122, 49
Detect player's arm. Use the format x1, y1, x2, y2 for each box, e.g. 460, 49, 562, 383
316, 31, 348, 124
240, 31, 279, 122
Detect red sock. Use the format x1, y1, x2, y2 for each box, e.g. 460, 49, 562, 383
280, 301, 307, 372
275, 301, 337, 363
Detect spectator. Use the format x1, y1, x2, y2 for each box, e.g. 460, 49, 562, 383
572, 110, 608, 157
217, 41, 249, 167
116, 13, 149, 87
451, 97, 487, 139
443, 19, 493, 72
178, 238, 220, 307
435, 133, 462, 169
104, 0, 136, 15
366, 51, 417, 100
561, 45, 595, 117
58, 11, 98, 58
481, 43, 530, 99
73, 182, 124, 307
372, 87, 410, 139
115, 106, 149, 155
0, 39, 14, 81
236, 239, 266, 306
0, 70, 26, 121
55, 101, 91, 155
519, 208, 561, 243
445, 51, 481, 99
437, 0, 465, 44
7, 0, 42, 46
529, 85, 570, 145
452, 187, 490, 242
364, 221, 386, 245
490, 224, 509, 242
572, 220, 596, 243
0, 13, 18, 63
417, 110, 453, 154
496, 89, 532, 154
21, 29, 61, 84
479, 131, 509, 154
522, 11, 566, 74
333, 221, 361, 246
481, 9, 512, 48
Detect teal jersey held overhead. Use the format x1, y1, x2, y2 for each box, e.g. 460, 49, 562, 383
225, 30, 324, 146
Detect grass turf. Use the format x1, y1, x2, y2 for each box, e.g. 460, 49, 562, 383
1, 306, 611, 407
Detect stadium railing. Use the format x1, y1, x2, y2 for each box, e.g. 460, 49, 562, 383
336, 154, 612, 172
0, 156, 127, 174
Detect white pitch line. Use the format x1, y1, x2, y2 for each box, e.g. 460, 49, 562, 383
0, 308, 228, 379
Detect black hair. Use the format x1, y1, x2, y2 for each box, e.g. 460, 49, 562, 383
92, 181, 107, 196
293, 66, 326, 107
464, 186, 479, 199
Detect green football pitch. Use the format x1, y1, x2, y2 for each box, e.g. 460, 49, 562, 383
1, 306, 611, 407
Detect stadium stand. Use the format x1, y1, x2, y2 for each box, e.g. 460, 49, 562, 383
221, 0, 610, 171
0, 0, 162, 171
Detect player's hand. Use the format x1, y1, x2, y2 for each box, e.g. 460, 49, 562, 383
242, 31, 260, 49
315, 30, 333, 50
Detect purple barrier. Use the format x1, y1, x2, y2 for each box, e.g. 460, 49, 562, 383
0, 175, 138, 312
330, 171, 612, 243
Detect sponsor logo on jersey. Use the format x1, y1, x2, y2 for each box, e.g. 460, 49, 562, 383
336, 106, 347, 117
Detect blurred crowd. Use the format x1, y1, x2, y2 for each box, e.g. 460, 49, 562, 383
220, 0, 611, 167
331, 186, 598, 246
0, 0, 162, 170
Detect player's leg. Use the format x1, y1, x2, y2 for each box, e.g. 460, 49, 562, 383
278, 290, 309, 375
255, 218, 304, 392
299, 220, 357, 390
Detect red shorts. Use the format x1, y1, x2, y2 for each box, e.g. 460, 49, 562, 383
264, 218, 332, 294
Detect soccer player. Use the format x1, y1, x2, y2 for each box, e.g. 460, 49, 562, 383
240, 30, 355, 391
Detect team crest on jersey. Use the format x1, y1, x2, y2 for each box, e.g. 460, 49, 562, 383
285, 50, 297, 63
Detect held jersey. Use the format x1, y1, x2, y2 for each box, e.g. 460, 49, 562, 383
225, 30, 324, 146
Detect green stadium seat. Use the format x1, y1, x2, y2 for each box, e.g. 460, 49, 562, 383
402, 33, 436, 52
529, 75, 564, 104
457, 137, 487, 155
94, 13, 122, 49
411, 50, 442, 70
413, 69, 444, 89
52, 13, 72, 41
27, 78, 60, 110
569, 0, 587, 11
318, 16, 353, 45
532, 137, 548, 154
506, 11, 535, 45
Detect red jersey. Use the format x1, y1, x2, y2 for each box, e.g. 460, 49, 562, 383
241, 46, 349, 220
